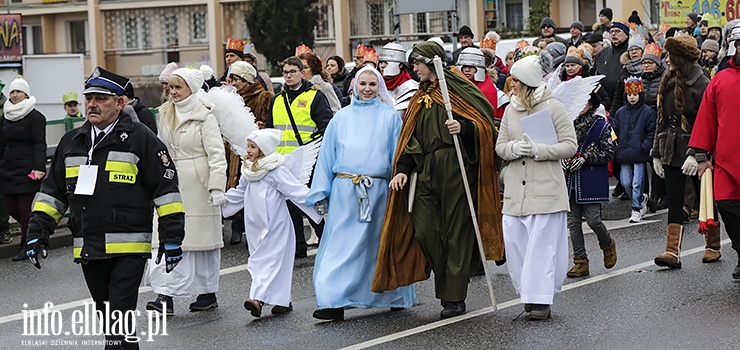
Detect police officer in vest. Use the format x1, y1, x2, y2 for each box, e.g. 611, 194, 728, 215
266, 56, 333, 257
26, 67, 185, 350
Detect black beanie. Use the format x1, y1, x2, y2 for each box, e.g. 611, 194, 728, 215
599, 8, 613, 21
587, 91, 601, 109
687, 12, 700, 25
458, 25, 474, 39
628, 10, 642, 25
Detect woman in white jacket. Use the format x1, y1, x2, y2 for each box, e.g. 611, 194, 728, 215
495, 53, 577, 321
146, 68, 228, 314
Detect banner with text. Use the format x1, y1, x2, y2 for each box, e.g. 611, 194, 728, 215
0, 14, 22, 63
659, 0, 740, 29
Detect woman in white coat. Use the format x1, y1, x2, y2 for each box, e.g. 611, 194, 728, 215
146, 68, 228, 314
495, 53, 577, 320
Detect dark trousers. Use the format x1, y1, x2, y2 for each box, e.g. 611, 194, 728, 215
5, 193, 35, 242
81, 255, 147, 350
230, 209, 245, 234
0, 193, 9, 232
717, 200, 740, 253
664, 166, 700, 224
287, 201, 324, 255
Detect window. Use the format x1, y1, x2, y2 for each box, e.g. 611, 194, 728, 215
124, 16, 151, 50
161, 14, 178, 48
577, 0, 597, 28
22, 25, 43, 55
315, 3, 333, 39
415, 13, 427, 33
505, 3, 524, 31
369, 2, 384, 35
191, 12, 207, 44
69, 20, 87, 55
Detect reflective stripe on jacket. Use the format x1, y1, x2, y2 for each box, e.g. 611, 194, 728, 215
272, 90, 318, 154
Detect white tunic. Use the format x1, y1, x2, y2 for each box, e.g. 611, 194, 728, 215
223, 165, 321, 307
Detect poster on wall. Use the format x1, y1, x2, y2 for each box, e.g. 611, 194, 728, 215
0, 14, 22, 62
660, 0, 735, 29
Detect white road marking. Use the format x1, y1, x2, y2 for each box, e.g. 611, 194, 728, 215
339, 239, 731, 350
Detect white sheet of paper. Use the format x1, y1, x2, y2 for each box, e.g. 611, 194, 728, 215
520, 108, 558, 145
74, 165, 99, 196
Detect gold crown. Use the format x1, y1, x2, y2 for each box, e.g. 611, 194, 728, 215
295, 44, 312, 56
624, 76, 643, 94
644, 43, 661, 57
363, 48, 378, 64
515, 40, 529, 50
355, 44, 368, 57
480, 38, 497, 51
226, 38, 245, 53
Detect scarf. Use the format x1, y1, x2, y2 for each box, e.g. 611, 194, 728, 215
4, 96, 37, 122
384, 70, 413, 90
241, 152, 284, 182
509, 84, 547, 112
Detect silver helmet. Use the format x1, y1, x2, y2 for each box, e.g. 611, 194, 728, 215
456, 47, 486, 82
380, 42, 407, 77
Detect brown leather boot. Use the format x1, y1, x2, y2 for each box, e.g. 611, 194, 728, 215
655, 224, 684, 268
702, 222, 721, 263
567, 257, 589, 277
600, 238, 617, 269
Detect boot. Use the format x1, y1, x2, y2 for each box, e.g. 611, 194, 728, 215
243, 298, 263, 318
306, 227, 319, 246
732, 258, 740, 280
230, 231, 242, 245
600, 238, 617, 269
271, 303, 293, 315
146, 294, 174, 315
527, 304, 551, 320
654, 224, 684, 268
189, 293, 218, 311
312, 307, 344, 321
566, 257, 590, 277
440, 300, 466, 319
701, 223, 721, 263
12, 239, 28, 261
0, 228, 11, 244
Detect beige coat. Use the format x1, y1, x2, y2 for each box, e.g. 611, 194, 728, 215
495, 89, 577, 216
154, 96, 227, 251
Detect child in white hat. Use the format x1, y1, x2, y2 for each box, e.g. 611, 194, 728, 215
222, 129, 322, 318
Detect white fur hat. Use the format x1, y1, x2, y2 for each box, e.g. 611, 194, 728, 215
228, 61, 257, 84
172, 68, 204, 94
9, 76, 30, 96
247, 129, 282, 156
510, 55, 545, 88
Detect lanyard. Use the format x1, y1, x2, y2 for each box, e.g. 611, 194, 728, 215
88, 119, 118, 163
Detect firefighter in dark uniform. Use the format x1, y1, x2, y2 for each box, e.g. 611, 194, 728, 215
25, 67, 186, 350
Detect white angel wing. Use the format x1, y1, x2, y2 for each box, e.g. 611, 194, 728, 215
551, 75, 605, 121
198, 86, 258, 156
545, 64, 564, 93
283, 138, 322, 185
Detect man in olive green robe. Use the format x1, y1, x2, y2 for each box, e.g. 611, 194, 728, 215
377, 42, 504, 319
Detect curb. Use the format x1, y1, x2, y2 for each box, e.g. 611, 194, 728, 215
0, 223, 73, 260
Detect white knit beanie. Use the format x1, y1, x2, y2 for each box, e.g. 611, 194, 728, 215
9, 76, 30, 96
228, 61, 257, 84
510, 55, 545, 88
159, 62, 178, 83
247, 129, 282, 156
172, 68, 204, 94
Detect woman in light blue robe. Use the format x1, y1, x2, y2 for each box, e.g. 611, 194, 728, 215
307, 66, 416, 321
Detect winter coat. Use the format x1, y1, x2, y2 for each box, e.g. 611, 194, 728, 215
331, 71, 349, 98
609, 52, 643, 116
308, 75, 342, 113
641, 62, 667, 111
0, 108, 46, 194
155, 96, 227, 251
495, 88, 577, 216
566, 35, 585, 49
689, 59, 740, 200
565, 107, 615, 203
650, 64, 710, 167
612, 93, 656, 163
595, 38, 629, 109
130, 98, 157, 134
266, 79, 334, 138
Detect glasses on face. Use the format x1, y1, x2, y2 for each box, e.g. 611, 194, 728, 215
282, 69, 300, 76
541, 25, 553, 29
629, 48, 642, 53
609, 29, 623, 35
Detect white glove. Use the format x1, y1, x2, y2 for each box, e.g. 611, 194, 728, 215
681, 155, 698, 176
512, 134, 535, 158
653, 158, 664, 179
209, 190, 226, 207
522, 134, 538, 158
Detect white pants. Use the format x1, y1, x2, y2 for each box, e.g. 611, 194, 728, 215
503, 212, 568, 305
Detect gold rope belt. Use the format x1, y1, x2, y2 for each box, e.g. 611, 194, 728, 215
336, 173, 386, 184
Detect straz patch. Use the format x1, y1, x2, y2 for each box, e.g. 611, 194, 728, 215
109, 172, 136, 184
163, 169, 175, 180
297, 100, 308, 108
157, 150, 171, 167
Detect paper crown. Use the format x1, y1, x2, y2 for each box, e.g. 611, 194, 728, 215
520, 46, 540, 59
63, 91, 78, 104
295, 44, 312, 56
363, 48, 378, 65
628, 35, 647, 49
624, 76, 643, 94
631, 25, 648, 36
480, 38, 497, 51
659, 23, 671, 33
515, 40, 530, 50
644, 43, 662, 57
355, 44, 368, 57
673, 30, 689, 37
226, 38, 245, 53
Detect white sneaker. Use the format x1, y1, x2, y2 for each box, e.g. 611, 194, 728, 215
639, 196, 649, 217
306, 227, 319, 246
629, 210, 642, 223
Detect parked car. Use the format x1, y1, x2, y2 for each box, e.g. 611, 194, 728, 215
270, 76, 284, 94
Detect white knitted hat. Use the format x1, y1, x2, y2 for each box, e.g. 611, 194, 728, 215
159, 62, 178, 83
172, 68, 204, 94
9, 76, 30, 96
510, 55, 545, 88
247, 129, 282, 156
228, 61, 257, 84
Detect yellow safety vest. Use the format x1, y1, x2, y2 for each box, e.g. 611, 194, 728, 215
272, 89, 318, 154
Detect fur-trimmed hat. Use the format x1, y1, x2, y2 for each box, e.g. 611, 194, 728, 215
664, 35, 701, 62
172, 68, 204, 94
247, 129, 282, 156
